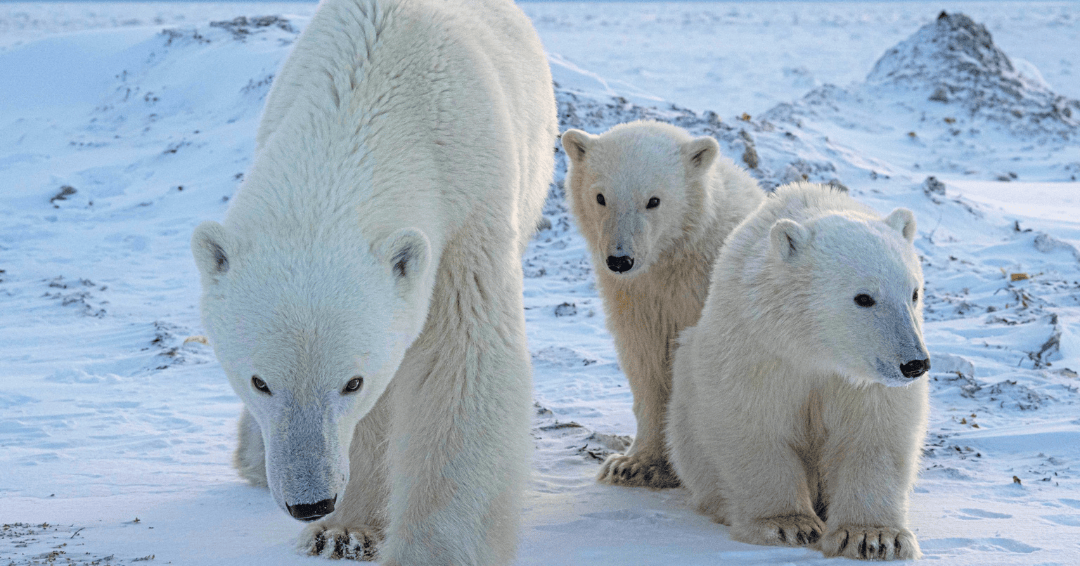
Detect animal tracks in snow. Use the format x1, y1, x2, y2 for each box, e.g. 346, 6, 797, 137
957, 508, 1013, 519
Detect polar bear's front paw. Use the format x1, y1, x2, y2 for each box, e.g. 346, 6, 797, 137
820, 525, 921, 560
298, 522, 381, 561
597, 453, 680, 488
731, 514, 825, 548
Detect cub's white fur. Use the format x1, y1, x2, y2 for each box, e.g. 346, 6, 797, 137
667, 183, 929, 560
191, 0, 556, 563
561, 121, 764, 488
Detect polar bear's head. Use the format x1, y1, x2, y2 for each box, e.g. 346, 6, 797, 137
561, 121, 719, 278
768, 206, 930, 387
191, 222, 432, 521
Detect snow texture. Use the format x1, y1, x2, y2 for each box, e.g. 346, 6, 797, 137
1, 2, 1079, 565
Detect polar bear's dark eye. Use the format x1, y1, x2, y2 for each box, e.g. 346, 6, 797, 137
596, 193, 606, 206
647, 197, 660, 209
913, 289, 919, 303
251, 376, 271, 395
343, 377, 363, 394
854, 294, 876, 308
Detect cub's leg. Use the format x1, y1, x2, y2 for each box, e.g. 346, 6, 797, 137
724, 447, 825, 548
817, 446, 921, 561
297, 398, 390, 561
666, 354, 728, 521
718, 387, 824, 547
817, 384, 926, 561
598, 325, 680, 489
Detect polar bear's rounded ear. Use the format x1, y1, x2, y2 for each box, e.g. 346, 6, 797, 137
191, 221, 232, 280
378, 228, 431, 295
770, 218, 810, 262
884, 208, 917, 243
560, 129, 595, 164
682, 136, 719, 173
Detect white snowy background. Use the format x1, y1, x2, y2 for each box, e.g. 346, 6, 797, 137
2, 1, 1079, 564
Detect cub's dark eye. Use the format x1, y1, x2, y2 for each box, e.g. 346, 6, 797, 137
913, 289, 920, 303
854, 294, 876, 308
646, 197, 660, 209
596, 193, 606, 206
251, 376, 271, 395
343, 377, 363, 394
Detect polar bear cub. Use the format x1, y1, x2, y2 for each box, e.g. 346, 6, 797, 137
191, 0, 556, 563
667, 183, 930, 560
560, 121, 764, 488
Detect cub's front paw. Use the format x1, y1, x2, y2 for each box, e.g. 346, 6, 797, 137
820, 525, 920, 560
730, 514, 825, 548
597, 452, 680, 488
298, 522, 382, 561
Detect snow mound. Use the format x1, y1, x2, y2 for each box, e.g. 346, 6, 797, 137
866, 11, 1079, 138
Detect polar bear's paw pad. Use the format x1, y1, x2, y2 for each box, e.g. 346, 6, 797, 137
820, 525, 921, 561
734, 514, 825, 548
597, 453, 680, 488
299, 524, 381, 561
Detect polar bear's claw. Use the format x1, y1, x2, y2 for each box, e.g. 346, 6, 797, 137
299, 523, 381, 561
820, 525, 921, 561
732, 514, 825, 548
597, 453, 680, 488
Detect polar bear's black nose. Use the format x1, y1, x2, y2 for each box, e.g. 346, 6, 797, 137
287, 496, 337, 522
900, 358, 930, 378
606, 255, 634, 273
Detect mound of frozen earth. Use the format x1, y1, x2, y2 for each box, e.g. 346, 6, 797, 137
866, 11, 1079, 139
557, 11, 1079, 190
759, 11, 1079, 183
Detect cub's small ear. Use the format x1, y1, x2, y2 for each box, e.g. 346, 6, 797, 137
560, 129, 595, 164
191, 221, 232, 280
378, 228, 431, 295
682, 136, 719, 173
770, 218, 810, 262
884, 208, 917, 243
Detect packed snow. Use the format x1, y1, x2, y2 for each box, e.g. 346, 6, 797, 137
1, 2, 1079, 565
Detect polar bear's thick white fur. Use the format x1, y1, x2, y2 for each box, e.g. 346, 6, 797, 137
667, 183, 930, 560
190, 0, 557, 563
560, 121, 764, 488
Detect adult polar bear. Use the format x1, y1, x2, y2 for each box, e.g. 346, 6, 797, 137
190, 0, 557, 563
668, 183, 930, 560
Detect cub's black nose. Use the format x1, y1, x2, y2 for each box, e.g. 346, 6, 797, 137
287, 496, 337, 522
606, 255, 634, 273
900, 358, 930, 378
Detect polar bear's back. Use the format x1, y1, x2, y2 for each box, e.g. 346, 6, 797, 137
242, 0, 555, 251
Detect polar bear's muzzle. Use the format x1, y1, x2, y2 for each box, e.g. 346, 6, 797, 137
263, 402, 351, 523
599, 209, 648, 276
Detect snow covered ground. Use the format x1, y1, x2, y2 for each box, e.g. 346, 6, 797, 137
2, 2, 1079, 564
